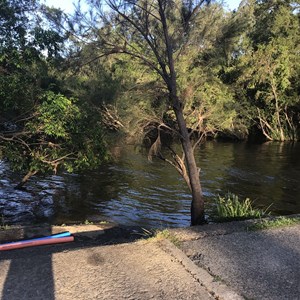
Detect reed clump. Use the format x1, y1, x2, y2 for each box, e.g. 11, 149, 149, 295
214, 193, 269, 221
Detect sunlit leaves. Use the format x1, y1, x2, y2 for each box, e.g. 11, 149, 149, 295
28, 92, 80, 138
0, 0, 108, 180
235, 0, 300, 141
2, 92, 107, 175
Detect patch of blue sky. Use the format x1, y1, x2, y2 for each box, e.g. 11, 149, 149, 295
42, 0, 242, 13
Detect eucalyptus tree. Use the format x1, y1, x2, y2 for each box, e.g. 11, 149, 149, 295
74, 0, 213, 225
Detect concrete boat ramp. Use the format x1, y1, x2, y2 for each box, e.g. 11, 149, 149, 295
0, 218, 299, 299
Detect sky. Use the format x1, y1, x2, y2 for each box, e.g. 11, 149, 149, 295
43, 0, 242, 13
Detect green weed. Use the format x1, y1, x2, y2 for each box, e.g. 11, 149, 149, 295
99, 221, 109, 224
84, 220, 94, 225
0, 215, 10, 230
142, 228, 181, 246
214, 193, 270, 221
213, 275, 224, 283
249, 216, 300, 231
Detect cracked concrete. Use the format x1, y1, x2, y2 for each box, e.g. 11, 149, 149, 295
0, 225, 216, 300
172, 219, 300, 300
1, 218, 299, 300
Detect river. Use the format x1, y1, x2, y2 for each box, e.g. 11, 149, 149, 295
0, 141, 299, 228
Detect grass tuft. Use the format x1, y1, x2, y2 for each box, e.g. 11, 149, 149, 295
84, 220, 94, 225
214, 193, 270, 222
0, 215, 10, 230
142, 228, 181, 246
249, 216, 300, 231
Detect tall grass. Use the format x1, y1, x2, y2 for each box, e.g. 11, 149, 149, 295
214, 193, 270, 221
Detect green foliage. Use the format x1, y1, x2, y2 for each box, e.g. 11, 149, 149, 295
84, 220, 94, 225
144, 228, 181, 246
1, 215, 10, 230
64, 0, 300, 143
177, 56, 242, 138
0, 0, 62, 116
79, 2, 248, 141
32, 92, 81, 138
214, 193, 269, 221
2, 91, 107, 175
1, 0, 300, 188
98, 54, 167, 141
232, 0, 300, 141
0, 0, 107, 183
64, 52, 121, 107
249, 216, 300, 231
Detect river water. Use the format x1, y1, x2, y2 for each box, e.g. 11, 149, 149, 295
0, 141, 299, 228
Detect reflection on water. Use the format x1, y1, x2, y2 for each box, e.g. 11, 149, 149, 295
0, 142, 299, 228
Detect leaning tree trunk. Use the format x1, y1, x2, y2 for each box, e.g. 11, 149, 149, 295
157, 0, 205, 224
15, 170, 38, 190
172, 95, 205, 225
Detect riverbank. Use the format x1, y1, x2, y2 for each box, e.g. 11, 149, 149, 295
0, 217, 299, 299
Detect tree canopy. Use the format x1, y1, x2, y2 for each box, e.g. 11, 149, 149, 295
0, 0, 107, 187
1, 0, 299, 224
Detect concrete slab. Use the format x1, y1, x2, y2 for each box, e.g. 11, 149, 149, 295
174, 221, 300, 300
0, 238, 213, 300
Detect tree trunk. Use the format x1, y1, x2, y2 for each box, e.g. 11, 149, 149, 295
15, 170, 38, 190
172, 95, 205, 225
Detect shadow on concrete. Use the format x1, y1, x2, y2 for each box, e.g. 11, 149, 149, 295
0, 225, 149, 300
1, 225, 54, 300
183, 223, 300, 300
